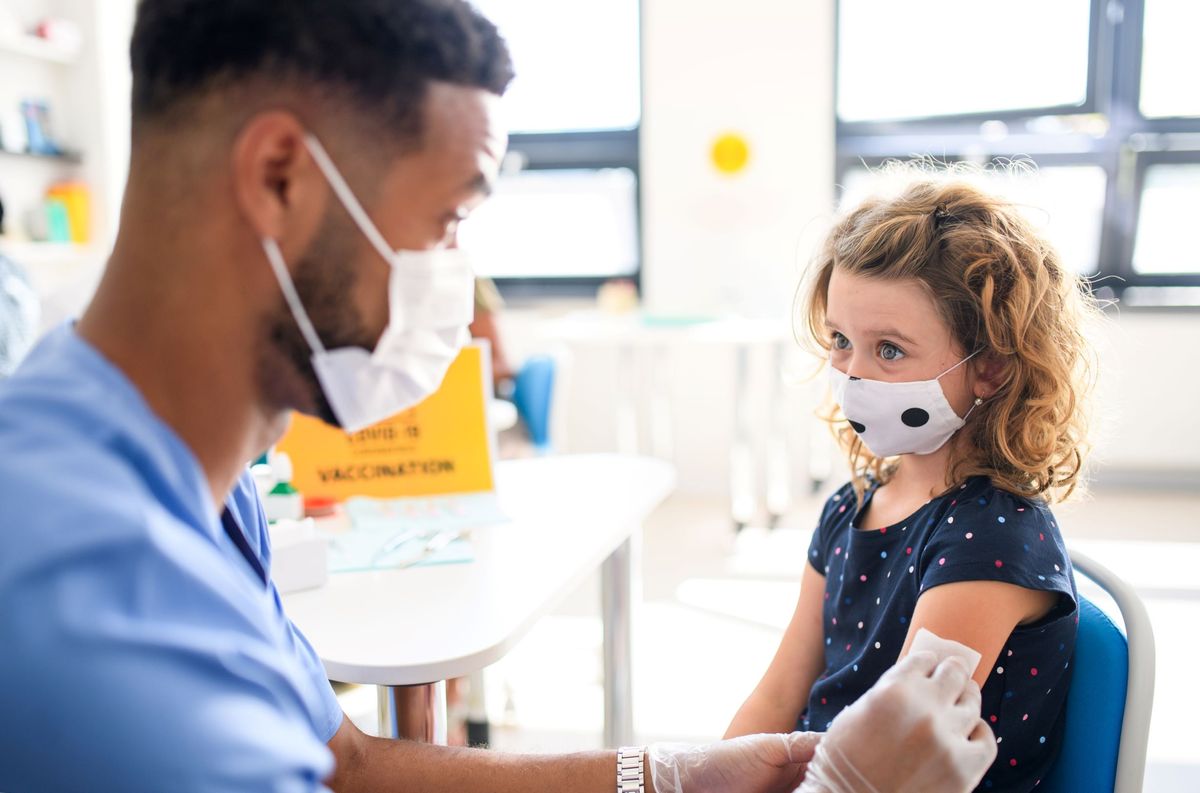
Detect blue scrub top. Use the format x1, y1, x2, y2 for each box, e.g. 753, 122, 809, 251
0, 325, 343, 791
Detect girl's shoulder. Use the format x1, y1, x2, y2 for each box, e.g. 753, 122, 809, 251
819, 480, 859, 521
817, 475, 885, 522
941, 476, 1059, 531
807, 480, 866, 573
814, 477, 884, 533
916, 477, 1075, 597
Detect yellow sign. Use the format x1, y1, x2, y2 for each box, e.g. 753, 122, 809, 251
277, 344, 495, 500
711, 132, 751, 175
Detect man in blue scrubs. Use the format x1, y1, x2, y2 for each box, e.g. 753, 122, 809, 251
0, 2, 996, 791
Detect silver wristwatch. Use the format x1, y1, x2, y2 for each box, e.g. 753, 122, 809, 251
617, 746, 646, 793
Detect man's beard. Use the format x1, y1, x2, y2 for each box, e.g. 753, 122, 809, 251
260, 209, 375, 429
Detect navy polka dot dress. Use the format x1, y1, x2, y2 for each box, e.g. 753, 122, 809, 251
803, 476, 1078, 792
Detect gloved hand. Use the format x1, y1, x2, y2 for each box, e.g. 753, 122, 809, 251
649, 731, 820, 793
795, 652, 996, 793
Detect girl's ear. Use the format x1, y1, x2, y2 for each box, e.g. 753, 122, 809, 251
972, 352, 1007, 399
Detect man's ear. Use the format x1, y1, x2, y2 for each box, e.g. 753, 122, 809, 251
229, 111, 327, 255
972, 352, 1008, 399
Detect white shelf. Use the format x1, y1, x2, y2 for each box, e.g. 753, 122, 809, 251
0, 147, 83, 165
0, 240, 98, 267
0, 32, 79, 65
0, 241, 106, 318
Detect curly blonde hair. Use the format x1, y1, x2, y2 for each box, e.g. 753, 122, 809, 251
800, 170, 1100, 504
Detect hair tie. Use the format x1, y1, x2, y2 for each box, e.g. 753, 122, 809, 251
932, 205, 950, 228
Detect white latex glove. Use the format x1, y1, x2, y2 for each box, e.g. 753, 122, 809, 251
649, 731, 821, 793
794, 652, 996, 793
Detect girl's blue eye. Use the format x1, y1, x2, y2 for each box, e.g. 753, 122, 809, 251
832, 332, 851, 350
879, 342, 905, 361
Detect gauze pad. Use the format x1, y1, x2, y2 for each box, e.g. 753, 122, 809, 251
910, 627, 983, 676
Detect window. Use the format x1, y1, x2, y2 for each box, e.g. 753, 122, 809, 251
1139, 0, 1200, 119
472, 0, 640, 134
1133, 162, 1200, 275
468, 0, 641, 294
840, 163, 1107, 277
837, 0, 1092, 123
458, 168, 639, 280
836, 0, 1200, 304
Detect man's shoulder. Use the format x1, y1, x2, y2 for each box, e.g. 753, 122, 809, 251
0, 374, 148, 518
0, 436, 174, 597
1, 331, 132, 470
0, 396, 212, 599
0, 324, 206, 545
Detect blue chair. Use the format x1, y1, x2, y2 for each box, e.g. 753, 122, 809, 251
511, 355, 557, 453
1040, 550, 1155, 793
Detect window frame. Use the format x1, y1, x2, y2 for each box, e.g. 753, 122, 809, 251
834, 0, 1200, 304
1123, 150, 1200, 286
490, 130, 642, 299
834, 0, 1106, 130
836, 152, 1113, 278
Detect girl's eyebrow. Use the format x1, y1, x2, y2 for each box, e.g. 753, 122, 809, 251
867, 327, 919, 346
826, 319, 919, 347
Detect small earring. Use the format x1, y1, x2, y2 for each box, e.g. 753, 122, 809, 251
973, 397, 983, 406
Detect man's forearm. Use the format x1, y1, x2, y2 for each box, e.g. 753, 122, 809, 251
332, 730, 656, 793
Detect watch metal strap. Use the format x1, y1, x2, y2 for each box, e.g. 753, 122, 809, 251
617, 746, 646, 793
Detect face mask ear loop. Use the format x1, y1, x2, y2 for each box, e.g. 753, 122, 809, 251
262, 237, 327, 356
938, 350, 986, 421
961, 394, 985, 422
303, 133, 397, 268
935, 348, 983, 380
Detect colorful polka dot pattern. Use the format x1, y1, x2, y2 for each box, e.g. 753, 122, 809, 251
802, 476, 1078, 793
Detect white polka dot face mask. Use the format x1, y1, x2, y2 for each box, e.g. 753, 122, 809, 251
829, 351, 981, 457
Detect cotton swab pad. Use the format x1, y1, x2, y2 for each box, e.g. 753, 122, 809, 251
910, 627, 983, 677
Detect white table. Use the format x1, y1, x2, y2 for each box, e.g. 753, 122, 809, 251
282, 454, 676, 746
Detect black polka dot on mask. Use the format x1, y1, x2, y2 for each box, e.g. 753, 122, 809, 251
901, 408, 930, 427
850, 420, 866, 434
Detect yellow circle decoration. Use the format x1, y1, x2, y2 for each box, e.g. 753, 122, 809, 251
711, 132, 751, 175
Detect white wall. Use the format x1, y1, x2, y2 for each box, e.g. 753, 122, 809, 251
640, 0, 836, 320
79, 0, 134, 246
1091, 312, 1200, 480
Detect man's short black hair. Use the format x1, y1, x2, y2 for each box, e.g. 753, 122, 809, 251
130, 0, 514, 139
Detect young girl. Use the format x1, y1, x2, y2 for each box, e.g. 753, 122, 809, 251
726, 175, 1097, 792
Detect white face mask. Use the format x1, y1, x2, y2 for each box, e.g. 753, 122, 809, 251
829, 351, 982, 458
261, 133, 475, 434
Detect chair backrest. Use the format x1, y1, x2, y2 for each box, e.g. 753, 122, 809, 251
512, 356, 557, 452
1039, 550, 1155, 793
